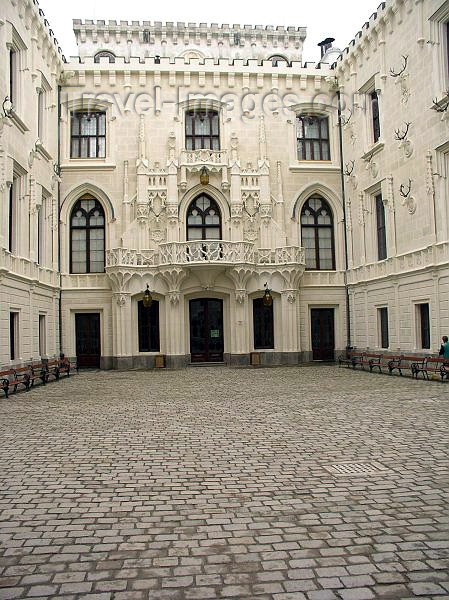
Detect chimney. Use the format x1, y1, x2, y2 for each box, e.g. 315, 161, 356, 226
318, 37, 335, 58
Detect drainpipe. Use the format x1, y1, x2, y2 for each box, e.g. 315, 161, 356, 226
57, 83, 62, 356
337, 89, 351, 350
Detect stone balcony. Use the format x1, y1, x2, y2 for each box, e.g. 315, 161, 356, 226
106, 243, 305, 268
0, 248, 59, 287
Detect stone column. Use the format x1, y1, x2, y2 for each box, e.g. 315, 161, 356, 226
281, 290, 299, 357
112, 292, 133, 368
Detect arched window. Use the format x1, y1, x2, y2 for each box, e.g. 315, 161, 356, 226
268, 55, 290, 67
70, 194, 105, 273
301, 196, 335, 270
94, 51, 115, 63
187, 195, 221, 240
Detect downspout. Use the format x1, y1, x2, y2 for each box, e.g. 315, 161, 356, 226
336, 88, 351, 350
57, 83, 62, 356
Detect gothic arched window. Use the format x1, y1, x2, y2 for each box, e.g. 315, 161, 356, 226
186, 195, 221, 240
301, 196, 335, 270
70, 194, 105, 273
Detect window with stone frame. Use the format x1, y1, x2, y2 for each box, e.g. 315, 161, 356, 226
300, 196, 335, 270
185, 110, 220, 150
378, 307, 389, 349
296, 115, 330, 161
70, 111, 106, 158
138, 300, 160, 352
70, 195, 105, 273
375, 194, 387, 261
370, 91, 381, 143
94, 51, 116, 63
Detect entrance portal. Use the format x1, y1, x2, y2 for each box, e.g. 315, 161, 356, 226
189, 299, 224, 362
75, 313, 101, 367
311, 308, 335, 361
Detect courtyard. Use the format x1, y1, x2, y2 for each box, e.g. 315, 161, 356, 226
0, 365, 448, 600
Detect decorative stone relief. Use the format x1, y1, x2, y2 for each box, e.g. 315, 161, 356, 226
386, 175, 395, 213
235, 290, 247, 304
113, 292, 128, 307
426, 151, 435, 200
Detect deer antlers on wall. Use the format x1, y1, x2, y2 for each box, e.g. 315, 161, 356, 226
394, 122, 411, 141
390, 55, 408, 77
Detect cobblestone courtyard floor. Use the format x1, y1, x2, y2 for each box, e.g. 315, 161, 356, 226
0, 366, 448, 600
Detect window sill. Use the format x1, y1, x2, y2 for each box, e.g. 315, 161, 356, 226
289, 162, 340, 173
361, 140, 384, 160
10, 111, 29, 134
61, 160, 116, 171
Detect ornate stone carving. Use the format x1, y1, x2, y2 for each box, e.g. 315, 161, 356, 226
136, 204, 149, 222
113, 292, 128, 307
168, 290, 180, 304
168, 130, 176, 161
235, 290, 247, 304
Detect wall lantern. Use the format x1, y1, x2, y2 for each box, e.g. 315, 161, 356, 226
142, 284, 153, 308
262, 282, 273, 307
1, 96, 13, 119
199, 166, 209, 185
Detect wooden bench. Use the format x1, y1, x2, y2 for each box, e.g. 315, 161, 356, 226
0, 368, 31, 398
46, 358, 71, 381
338, 350, 363, 368
29, 363, 48, 387
361, 353, 383, 373
383, 354, 403, 375
413, 357, 449, 381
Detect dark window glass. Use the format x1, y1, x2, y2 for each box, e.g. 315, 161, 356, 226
37, 90, 44, 139
419, 303, 430, 349
70, 195, 105, 273
253, 298, 274, 349
70, 112, 106, 158
94, 51, 116, 63
138, 300, 160, 352
185, 110, 220, 150
8, 180, 15, 254
9, 49, 16, 104
187, 195, 222, 241
371, 91, 381, 143
379, 307, 389, 349
376, 194, 387, 261
297, 115, 330, 161
10, 312, 18, 360
300, 196, 335, 270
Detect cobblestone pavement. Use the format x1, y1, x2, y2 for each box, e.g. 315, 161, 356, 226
0, 366, 449, 600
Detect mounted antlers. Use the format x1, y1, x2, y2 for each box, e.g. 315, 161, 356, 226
344, 160, 355, 176
340, 108, 352, 126
394, 122, 411, 141
399, 179, 412, 198
390, 55, 408, 77
432, 91, 449, 112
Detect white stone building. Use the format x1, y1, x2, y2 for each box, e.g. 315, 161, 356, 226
0, 0, 64, 367
1, 0, 448, 369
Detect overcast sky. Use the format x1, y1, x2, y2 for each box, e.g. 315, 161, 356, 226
39, 0, 380, 62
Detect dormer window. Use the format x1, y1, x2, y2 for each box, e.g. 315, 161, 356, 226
94, 51, 115, 63
185, 110, 220, 150
268, 55, 290, 67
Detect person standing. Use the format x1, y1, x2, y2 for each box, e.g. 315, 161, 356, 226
439, 336, 449, 359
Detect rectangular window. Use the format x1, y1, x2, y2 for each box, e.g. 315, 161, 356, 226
185, 110, 220, 150
9, 48, 16, 104
8, 177, 18, 254
138, 300, 160, 352
39, 315, 46, 357
371, 91, 381, 143
70, 112, 106, 158
297, 115, 330, 161
37, 90, 44, 140
376, 194, 387, 261
378, 307, 389, 349
417, 303, 431, 349
253, 298, 274, 349
37, 204, 43, 265
10, 312, 19, 360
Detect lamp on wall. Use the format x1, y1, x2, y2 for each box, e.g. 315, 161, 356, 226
1, 96, 13, 119
199, 166, 209, 185
262, 283, 273, 307
142, 284, 153, 308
